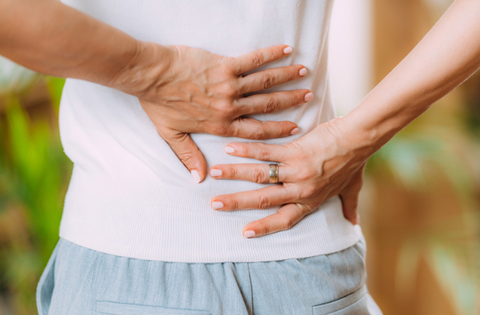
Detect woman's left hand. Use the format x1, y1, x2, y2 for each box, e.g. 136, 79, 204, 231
209, 116, 372, 238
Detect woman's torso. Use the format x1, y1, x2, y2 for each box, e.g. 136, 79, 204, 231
58, 0, 361, 262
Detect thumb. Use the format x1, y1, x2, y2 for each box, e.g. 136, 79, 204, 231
159, 128, 207, 184
339, 163, 366, 225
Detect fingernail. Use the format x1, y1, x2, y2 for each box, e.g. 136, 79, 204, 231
225, 146, 235, 154
191, 170, 201, 183
356, 214, 361, 225
290, 128, 299, 135
304, 92, 313, 102
212, 201, 224, 210
283, 46, 292, 54
299, 68, 307, 76
244, 230, 255, 238
210, 169, 222, 177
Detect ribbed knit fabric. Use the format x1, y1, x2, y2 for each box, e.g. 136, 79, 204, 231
58, 0, 361, 262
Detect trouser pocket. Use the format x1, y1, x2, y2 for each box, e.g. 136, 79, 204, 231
312, 285, 371, 315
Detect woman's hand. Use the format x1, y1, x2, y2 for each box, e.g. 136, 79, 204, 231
208, 116, 373, 238
114, 42, 312, 183
0, 0, 311, 185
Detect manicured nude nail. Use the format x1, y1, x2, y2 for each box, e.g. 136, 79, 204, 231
210, 169, 223, 177
290, 128, 299, 135
283, 46, 293, 54
225, 146, 235, 154
212, 201, 224, 210
244, 230, 255, 238
304, 92, 313, 102
191, 170, 201, 184
299, 68, 307, 76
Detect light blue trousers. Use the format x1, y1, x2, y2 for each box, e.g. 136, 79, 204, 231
36, 236, 382, 315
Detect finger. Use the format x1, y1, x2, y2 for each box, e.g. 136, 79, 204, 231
228, 117, 299, 140
242, 203, 313, 238
237, 64, 308, 94
159, 128, 207, 184
209, 163, 292, 183
231, 44, 293, 75
236, 89, 313, 115
224, 141, 289, 162
339, 164, 366, 225
339, 193, 359, 225
211, 184, 298, 211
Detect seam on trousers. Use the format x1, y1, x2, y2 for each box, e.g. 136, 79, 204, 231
246, 263, 253, 315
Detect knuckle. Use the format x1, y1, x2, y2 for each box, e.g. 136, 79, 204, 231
221, 56, 236, 67
216, 63, 235, 79
253, 168, 266, 184
156, 127, 174, 140
213, 100, 235, 118
177, 151, 196, 165
250, 129, 266, 141
299, 203, 313, 214
218, 82, 238, 97
252, 52, 263, 67
257, 195, 271, 209
286, 69, 295, 81
258, 147, 270, 160
282, 217, 296, 230
261, 224, 271, 236
271, 49, 279, 60
231, 198, 239, 210
262, 73, 274, 89
264, 97, 278, 113
212, 123, 230, 136
229, 167, 238, 179
294, 92, 304, 105
168, 131, 189, 143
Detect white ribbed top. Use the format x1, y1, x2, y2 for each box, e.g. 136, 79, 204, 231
58, 0, 361, 262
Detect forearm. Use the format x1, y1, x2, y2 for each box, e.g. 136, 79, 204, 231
0, 0, 171, 96
344, 0, 480, 154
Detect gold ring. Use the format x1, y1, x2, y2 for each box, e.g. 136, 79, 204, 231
268, 164, 279, 183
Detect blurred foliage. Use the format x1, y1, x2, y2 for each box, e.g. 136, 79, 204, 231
395, 211, 480, 315
366, 98, 480, 315
0, 71, 71, 315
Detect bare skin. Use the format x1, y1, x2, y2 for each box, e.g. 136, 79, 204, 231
209, 0, 480, 238
0, 0, 311, 182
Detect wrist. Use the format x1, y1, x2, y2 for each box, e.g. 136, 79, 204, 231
107, 40, 175, 100
336, 110, 388, 160
339, 87, 420, 158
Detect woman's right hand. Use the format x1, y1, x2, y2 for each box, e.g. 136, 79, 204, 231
111, 42, 312, 183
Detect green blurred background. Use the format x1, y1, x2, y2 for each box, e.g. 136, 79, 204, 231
0, 0, 479, 314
